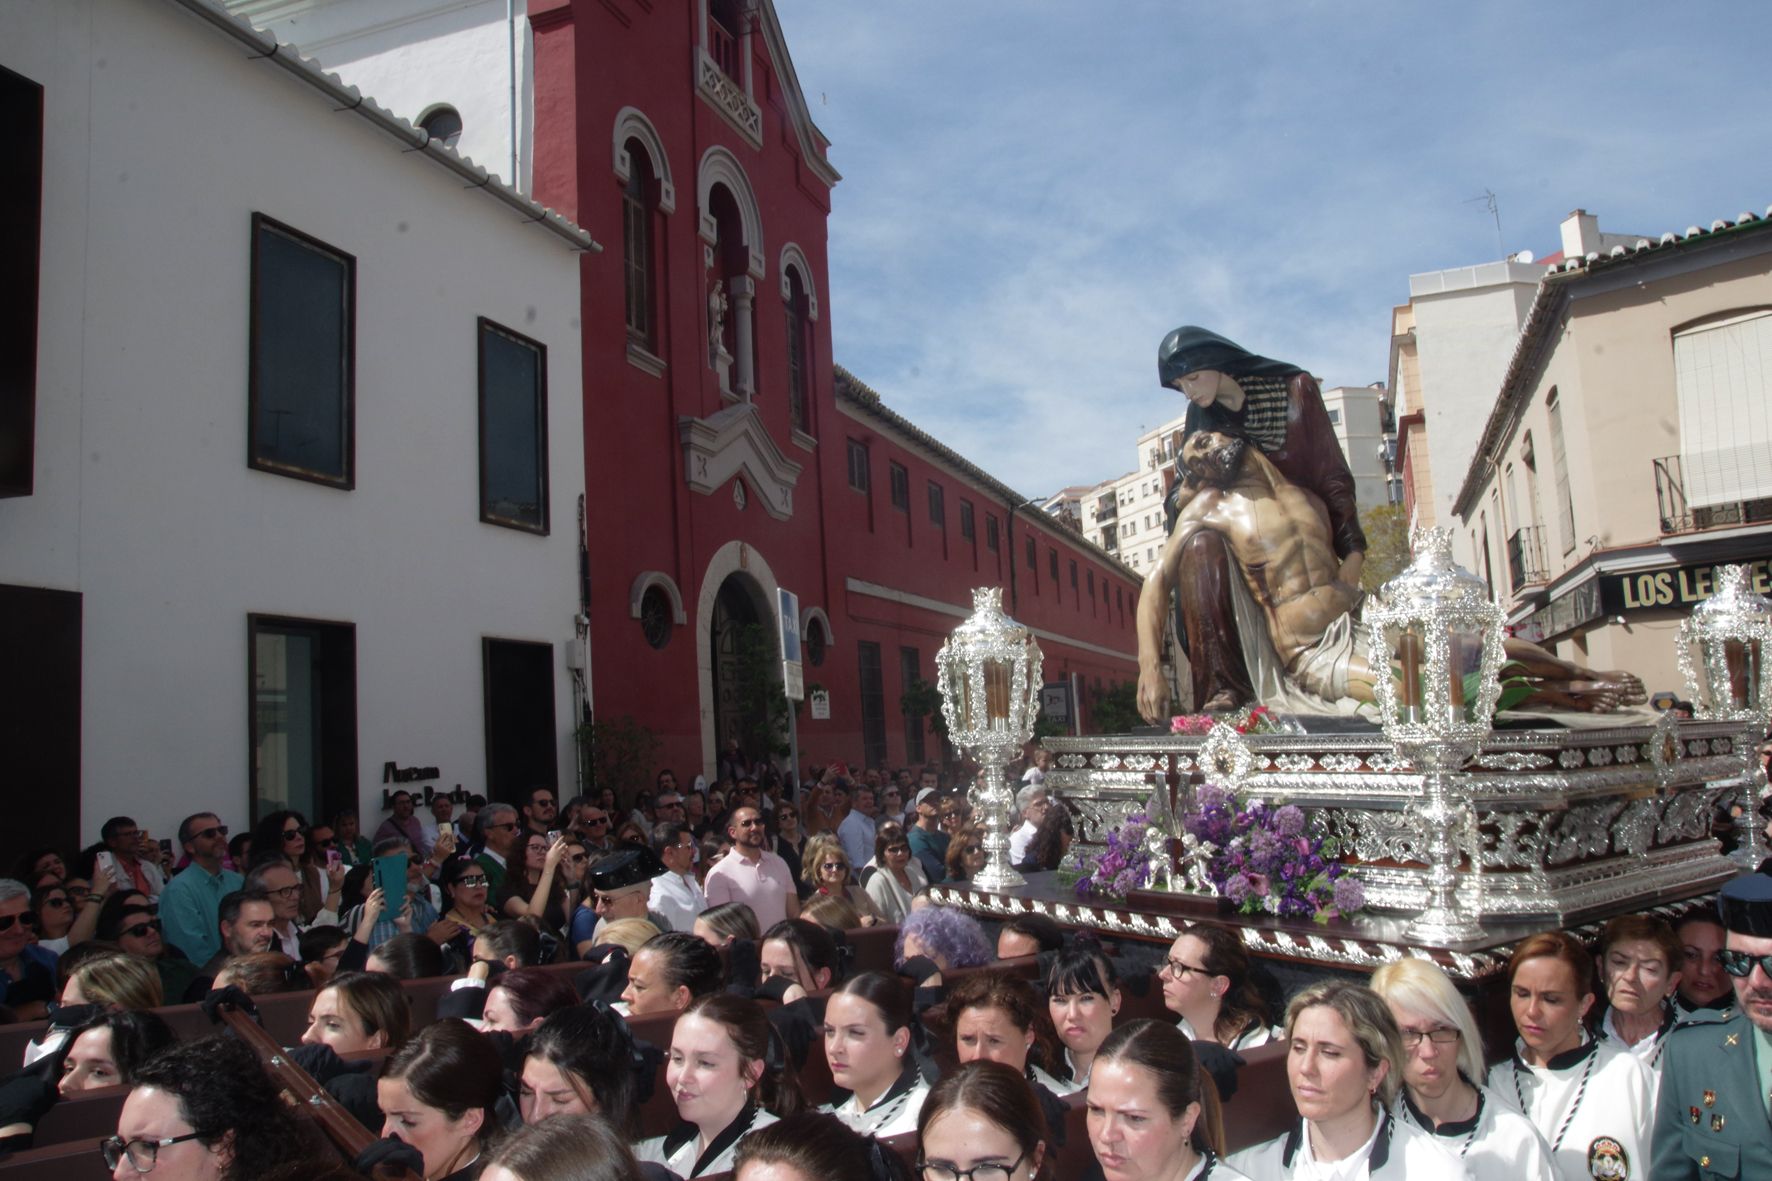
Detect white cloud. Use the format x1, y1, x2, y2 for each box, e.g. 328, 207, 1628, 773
774, 0, 1772, 491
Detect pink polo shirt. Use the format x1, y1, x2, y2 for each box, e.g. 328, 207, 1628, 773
701, 847, 795, 931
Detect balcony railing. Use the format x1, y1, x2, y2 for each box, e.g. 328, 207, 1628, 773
1095, 496, 1117, 520
710, 20, 740, 80
1507, 526, 1548, 594
1654, 454, 1772, 535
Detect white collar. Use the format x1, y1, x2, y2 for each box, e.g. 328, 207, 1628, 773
1297, 1107, 1384, 1181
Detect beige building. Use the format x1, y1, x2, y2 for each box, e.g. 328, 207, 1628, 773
1452, 207, 1772, 696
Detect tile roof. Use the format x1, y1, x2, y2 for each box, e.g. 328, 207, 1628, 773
1451, 206, 1772, 516
167, 0, 599, 253
832, 365, 1141, 578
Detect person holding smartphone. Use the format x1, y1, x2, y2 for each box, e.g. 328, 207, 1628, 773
93, 816, 166, 899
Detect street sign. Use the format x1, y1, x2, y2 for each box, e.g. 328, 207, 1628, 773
778, 587, 804, 702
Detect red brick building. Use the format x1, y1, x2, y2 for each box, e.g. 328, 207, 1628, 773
530, 0, 1140, 779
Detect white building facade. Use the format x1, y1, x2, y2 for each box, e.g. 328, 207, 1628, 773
1319, 384, 1395, 512
0, 0, 593, 860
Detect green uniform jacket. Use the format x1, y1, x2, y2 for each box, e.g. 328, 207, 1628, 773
1650, 1008, 1772, 1180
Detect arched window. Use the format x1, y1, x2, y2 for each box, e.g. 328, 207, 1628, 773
622, 138, 660, 353
784, 266, 812, 434
418, 105, 463, 149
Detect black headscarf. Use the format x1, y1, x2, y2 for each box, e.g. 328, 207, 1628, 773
1156, 326, 1304, 388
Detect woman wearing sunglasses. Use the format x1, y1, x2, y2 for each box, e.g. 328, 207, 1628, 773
770, 803, 807, 891
1160, 924, 1276, 1051
943, 826, 989, 885
801, 835, 882, 925
861, 823, 925, 926
251, 810, 343, 925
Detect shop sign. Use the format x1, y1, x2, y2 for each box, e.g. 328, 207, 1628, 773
1600, 557, 1772, 614
1513, 580, 1602, 644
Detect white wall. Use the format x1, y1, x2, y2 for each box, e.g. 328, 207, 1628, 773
1321, 385, 1390, 512
224, 0, 531, 191
1408, 260, 1541, 566
0, 0, 586, 844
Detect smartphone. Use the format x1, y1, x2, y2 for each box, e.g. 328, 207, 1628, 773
326, 848, 342, 869
372, 853, 408, 902
547, 829, 563, 843
158, 838, 173, 858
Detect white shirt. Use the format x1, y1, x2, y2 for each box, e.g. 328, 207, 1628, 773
1230, 1111, 1472, 1181
1488, 1038, 1652, 1181
650, 871, 708, 933
862, 858, 927, 924
1598, 1005, 1670, 1113
838, 810, 877, 871
1392, 1084, 1557, 1181
635, 1108, 777, 1178
822, 1074, 930, 1140
1177, 1014, 1279, 1052
1009, 820, 1038, 864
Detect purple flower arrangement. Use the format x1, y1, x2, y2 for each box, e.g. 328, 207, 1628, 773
1073, 812, 1155, 901
1180, 784, 1365, 923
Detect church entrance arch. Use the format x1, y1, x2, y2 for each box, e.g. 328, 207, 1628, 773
694, 541, 781, 782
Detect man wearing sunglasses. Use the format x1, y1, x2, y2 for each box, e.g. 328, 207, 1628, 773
158, 812, 242, 967
1650, 872, 1772, 1179
0, 878, 55, 1020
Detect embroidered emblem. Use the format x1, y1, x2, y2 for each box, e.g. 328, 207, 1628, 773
1689, 1106, 1701, 1124
1711, 1114, 1725, 1132
1703, 1089, 1716, 1107
1587, 1136, 1629, 1180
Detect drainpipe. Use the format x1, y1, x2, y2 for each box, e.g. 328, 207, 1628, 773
508, 0, 518, 190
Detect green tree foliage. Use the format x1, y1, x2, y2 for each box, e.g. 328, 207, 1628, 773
732, 622, 792, 760
899, 677, 948, 741
1088, 681, 1143, 735
1359, 502, 1410, 594
577, 714, 660, 803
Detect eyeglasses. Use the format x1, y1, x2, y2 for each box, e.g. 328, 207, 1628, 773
964, 844, 983, 855
886, 845, 911, 855
582, 815, 610, 828
40, 896, 71, 909
0, 912, 39, 933
192, 825, 229, 841
455, 876, 489, 888
1398, 1027, 1462, 1048
266, 883, 302, 899
1161, 957, 1211, 979
819, 861, 849, 873
120, 919, 165, 938
281, 828, 304, 842
593, 892, 637, 908
486, 821, 518, 831
312, 837, 335, 849
568, 853, 590, 864
1720, 948, 1772, 978
100, 1131, 207, 1171
916, 1148, 1029, 1181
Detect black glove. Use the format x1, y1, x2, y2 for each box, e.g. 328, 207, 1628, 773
1192, 1042, 1245, 1104
0, 1074, 57, 1132
754, 974, 795, 1004
286, 1042, 350, 1084
723, 937, 761, 991
896, 955, 942, 986
199, 985, 259, 1025
352, 1136, 426, 1176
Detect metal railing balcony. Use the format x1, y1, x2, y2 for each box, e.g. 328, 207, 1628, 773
1507, 526, 1548, 594
1654, 454, 1772, 535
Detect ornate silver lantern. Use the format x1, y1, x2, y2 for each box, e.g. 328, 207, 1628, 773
1677, 565, 1772, 867
1363, 527, 1506, 942
937, 587, 1044, 891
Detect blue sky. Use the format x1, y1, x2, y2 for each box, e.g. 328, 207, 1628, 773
772, 1, 1772, 496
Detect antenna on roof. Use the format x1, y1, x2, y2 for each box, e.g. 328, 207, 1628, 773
1464, 188, 1504, 258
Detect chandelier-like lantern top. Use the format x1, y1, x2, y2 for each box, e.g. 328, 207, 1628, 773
1362, 527, 1507, 750
1677, 564, 1772, 724
937, 587, 1044, 757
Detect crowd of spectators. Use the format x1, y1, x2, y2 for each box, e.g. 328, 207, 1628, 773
3, 752, 1768, 1181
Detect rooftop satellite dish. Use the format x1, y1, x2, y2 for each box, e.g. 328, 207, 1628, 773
1515, 249, 1535, 264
